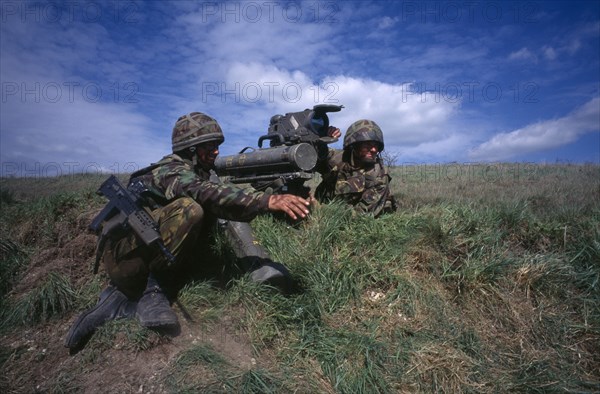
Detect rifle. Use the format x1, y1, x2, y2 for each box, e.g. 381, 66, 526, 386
89, 175, 175, 274
215, 104, 343, 197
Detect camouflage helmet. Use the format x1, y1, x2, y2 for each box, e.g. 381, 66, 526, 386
343, 119, 384, 150
171, 112, 225, 153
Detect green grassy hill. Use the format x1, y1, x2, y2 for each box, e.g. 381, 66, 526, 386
1, 164, 599, 393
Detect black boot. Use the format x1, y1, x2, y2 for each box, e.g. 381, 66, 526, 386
136, 274, 179, 329
221, 220, 291, 291
248, 260, 291, 291
64, 285, 136, 351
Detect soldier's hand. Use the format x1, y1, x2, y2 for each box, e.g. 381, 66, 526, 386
267, 194, 311, 220
328, 126, 342, 139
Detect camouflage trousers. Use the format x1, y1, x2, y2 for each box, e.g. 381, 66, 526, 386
102, 197, 216, 299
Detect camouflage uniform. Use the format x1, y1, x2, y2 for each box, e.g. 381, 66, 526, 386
102, 113, 273, 299
102, 153, 271, 298
315, 120, 396, 217
65, 112, 287, 350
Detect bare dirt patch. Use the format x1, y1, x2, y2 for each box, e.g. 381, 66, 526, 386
1, 205, 261, 393
2, 300, 260, 393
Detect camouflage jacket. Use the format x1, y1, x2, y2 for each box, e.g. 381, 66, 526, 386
129, 154, 270, 222
315, 150, 396, 217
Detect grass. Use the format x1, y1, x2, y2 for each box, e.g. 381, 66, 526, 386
1, 163, 599, 393
163, 343, 287, 393
0, 238, 28, 300
1, 272, 76, 329
87, 319, 166, 354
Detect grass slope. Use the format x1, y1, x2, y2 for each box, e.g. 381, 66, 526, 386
0, 164, 598, 393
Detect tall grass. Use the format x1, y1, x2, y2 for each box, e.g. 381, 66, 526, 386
1, 164, 599, 393
1, 272, 76, 328
0, 238, 27, 300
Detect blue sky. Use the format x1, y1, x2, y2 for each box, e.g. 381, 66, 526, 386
1, 0, 598, 176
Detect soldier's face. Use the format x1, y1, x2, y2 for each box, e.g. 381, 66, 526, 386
196, 141, 220, 168
353, 141, 379, 165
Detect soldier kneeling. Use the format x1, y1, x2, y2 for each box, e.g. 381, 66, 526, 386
65, 112, 311, 351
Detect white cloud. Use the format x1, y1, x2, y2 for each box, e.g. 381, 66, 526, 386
469, 97, 600, 161
508, 47, 538, 63
393, 133, 474, 163
540, 21, 599, 61
565, 39, 582, 55
542, 46, 557, 60
323, 76, 459, 146
215, 62, 461, 151
0, 96, 167, 176
378, 16, 399, 29
174, 4, 338, 80
0, 13, 167, 176
2, 1, 598, 173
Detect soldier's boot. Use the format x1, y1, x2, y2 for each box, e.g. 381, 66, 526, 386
221, 220, 291, 291
136, 274, 179, 329
249, 260, 291, 291
64, 285, 136, 350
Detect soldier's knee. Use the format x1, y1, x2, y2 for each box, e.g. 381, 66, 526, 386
161, 197, 205, 227
180, 197, 205, 226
